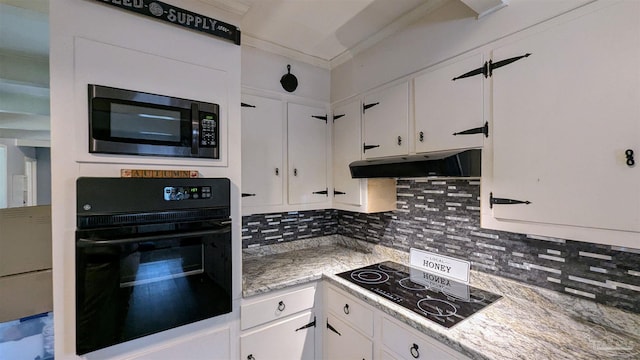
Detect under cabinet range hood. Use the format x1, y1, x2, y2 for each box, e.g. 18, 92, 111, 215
349, 149, 481, 178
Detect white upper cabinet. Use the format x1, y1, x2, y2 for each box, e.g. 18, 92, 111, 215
241, 95, 284, 208
482, 1, 640, 247
362, 82, 409, 159
414, 53, 485, 153
288, 102, 329, 205
332, 99, 362, 206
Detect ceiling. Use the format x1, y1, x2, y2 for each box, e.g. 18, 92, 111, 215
201, 0, 447, 66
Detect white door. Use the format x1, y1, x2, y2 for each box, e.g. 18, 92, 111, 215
414, 53, 484, 153
324, 314, 373, 360
362, 82, 409, 159
241, 311, 316, 360
241, 94, 284, 207
333, 99, 362, 206
288, 103, 328, 205
490, 1, 640, 232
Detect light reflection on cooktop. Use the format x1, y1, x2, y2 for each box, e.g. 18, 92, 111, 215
336, 261, 502, 328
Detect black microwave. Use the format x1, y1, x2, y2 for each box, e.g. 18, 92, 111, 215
88, 84, 219, 159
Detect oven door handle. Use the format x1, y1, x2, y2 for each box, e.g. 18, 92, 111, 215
77, 226, 231, 247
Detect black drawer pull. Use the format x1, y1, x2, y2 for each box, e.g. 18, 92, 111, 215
410, 343, 420, 358
626, 149, 635, 167
277, 301, 285, 311
247, 355, 255, 360
397, 136, 402, 145
241, 193, 256, 197
343, 304, 350, 315
419, 131, 424, 142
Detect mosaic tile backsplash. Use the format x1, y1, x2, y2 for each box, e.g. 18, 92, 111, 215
242, 179, 640, 313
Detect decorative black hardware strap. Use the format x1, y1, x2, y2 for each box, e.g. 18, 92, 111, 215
241, 193, 256, 197
333, 114, 345, 121
93, 0, 241, 45
363, 102, 379, 113
295, 317, 316, 332
333, 189, 346, 196
313, 188, 329, 196
326, 320, 341, 336
452, 53, 531, 80
490, 192, 531, 209
312, 115, 328, 123
363, 143, 380, 152
453, 121, 489, 138
241, 103, 255, 108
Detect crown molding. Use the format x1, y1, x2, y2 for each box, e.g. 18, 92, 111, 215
241, 35, 331, 70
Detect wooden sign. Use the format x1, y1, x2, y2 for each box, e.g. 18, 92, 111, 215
121, 169, 199, 178
93, 0, 241, 45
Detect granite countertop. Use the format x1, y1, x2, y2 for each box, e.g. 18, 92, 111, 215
242, 237, 640, 360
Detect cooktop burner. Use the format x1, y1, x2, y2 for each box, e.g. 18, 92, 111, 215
336, 262, 502, 328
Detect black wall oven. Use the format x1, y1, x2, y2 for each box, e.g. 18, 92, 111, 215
75, 177, 232, 355
88, 84, 220, 158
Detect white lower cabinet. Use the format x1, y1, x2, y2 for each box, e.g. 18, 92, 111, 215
241, 311, 316, 360
241, 284, 318, 360
325, 313, 373, 360
128, 327, 230, 360
323, 283, 469, 360
381, 318, 470, 360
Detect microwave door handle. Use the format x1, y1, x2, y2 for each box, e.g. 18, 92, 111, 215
191, 103, 200, 155
77, 226, 230, 248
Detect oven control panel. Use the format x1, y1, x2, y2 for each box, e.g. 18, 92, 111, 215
164, 186, 212, 201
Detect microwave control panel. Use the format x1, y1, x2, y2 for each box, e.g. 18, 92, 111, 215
200, 112, 218, 148
164, 186, 212, 201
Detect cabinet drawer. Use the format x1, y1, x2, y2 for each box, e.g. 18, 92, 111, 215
382, 318, 468, 360
241, 286, 316, 330
241, 311, 315, 360
326, 287, 373, 337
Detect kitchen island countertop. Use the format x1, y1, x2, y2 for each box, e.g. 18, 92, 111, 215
242, 237, 640, 360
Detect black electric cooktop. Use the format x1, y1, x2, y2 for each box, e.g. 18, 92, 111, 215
336, 262, 502, 328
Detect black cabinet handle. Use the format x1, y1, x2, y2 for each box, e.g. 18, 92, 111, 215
363, 143, 380, 153
410, 343, 420, 358
293, 168, 298, 176
334, 189, 346, 196
241, 193, 256, 197
275, 168, 279, 176
241, 102, 255, 108
397, 136, 402, 146
326, 320, 342, 336
277, 301, 285, 312
312, 114, 328, 123
453, 121, 489, 138
490, 192, 531, 209
247, 355, 255, 360
419, 131, 424, 142
333, 114, 345, 121
626, 149, 635, 167
363, 102, 379, 113
343, 304, 350, 315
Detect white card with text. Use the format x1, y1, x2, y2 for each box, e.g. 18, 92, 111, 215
409, 248, 470, 283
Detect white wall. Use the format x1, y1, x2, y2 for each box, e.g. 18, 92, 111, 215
49, 0, 242, 359
242, 45, 330, 102
331, 0, 592, 102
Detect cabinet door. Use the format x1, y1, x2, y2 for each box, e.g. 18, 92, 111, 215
414, 54, 484, 153
288, 103, 328, 205
130, 327, 230, 360
362, 82, 409, 159
324, 314, 373, 360
333, 99, 362, 206
382, 318, 468, 360
489, 1, 640, 234
241, 95, 284, 207
241, 311, 316, 360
